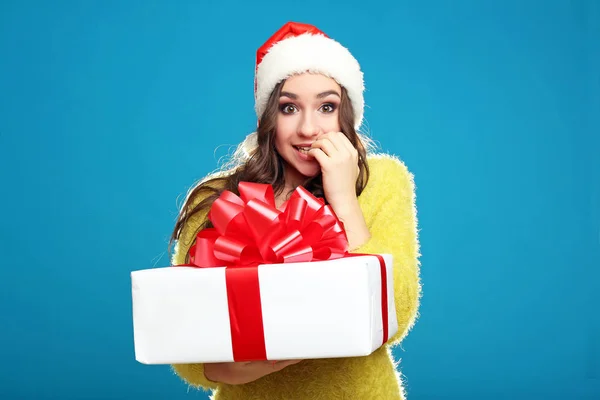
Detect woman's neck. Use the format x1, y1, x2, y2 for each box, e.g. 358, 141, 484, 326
275, 183, 295, 210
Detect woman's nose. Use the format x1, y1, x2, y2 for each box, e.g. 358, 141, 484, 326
298, 113, 320, 137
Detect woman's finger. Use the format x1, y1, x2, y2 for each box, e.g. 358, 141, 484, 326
325, 132, 356, 160
272, 359, 303, 371
307, 147, 330, 168
336, 131, 357, 156
320, 132, 343, 152
311, 138, 337, 158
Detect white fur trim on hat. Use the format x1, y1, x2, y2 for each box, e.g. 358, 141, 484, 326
255, 33, 365, 130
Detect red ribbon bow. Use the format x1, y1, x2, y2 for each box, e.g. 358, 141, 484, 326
189, 181, 349, 268
178, 182, 388, 361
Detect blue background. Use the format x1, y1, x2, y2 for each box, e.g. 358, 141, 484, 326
1, 1, 598, 399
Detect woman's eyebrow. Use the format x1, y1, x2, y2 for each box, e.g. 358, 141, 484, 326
316, 90, 341, 99
280, 91, 298, 99
279, 90, 341, 99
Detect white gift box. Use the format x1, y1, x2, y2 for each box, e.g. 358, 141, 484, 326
131, 254, 397, 364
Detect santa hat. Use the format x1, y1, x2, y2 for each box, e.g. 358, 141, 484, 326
254, 22, 365, 130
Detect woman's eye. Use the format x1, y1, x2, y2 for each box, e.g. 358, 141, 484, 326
320, 103, 336, 113
280, 104, 297, 114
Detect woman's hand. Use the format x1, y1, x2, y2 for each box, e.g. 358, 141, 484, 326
308, 132, 371, 250
204, 359, 302, 385
308, 132, 359, 209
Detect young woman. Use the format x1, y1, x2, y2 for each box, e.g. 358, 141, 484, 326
168, 22, 421, 400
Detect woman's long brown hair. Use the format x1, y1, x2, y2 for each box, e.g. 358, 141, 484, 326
169, 80, 370, 251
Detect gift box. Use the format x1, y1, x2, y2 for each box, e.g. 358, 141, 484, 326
131, 182, 397, 364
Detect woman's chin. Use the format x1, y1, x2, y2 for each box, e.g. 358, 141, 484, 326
296, 165, 321, 179
285, 162, 321, 182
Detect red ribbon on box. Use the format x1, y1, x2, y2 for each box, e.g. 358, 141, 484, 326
176, 182, 389, 361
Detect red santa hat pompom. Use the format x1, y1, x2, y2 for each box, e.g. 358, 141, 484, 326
254, 22, 365, 130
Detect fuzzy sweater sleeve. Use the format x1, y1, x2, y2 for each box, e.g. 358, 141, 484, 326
352, 155, 421, 346
169, 190, 220, 392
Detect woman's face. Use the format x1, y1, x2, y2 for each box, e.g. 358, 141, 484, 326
275, 73, 342, 188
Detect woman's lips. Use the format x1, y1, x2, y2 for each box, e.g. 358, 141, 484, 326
294, 145, 314, 160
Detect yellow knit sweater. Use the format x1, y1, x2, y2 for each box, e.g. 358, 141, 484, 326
169, 153, 421, 400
